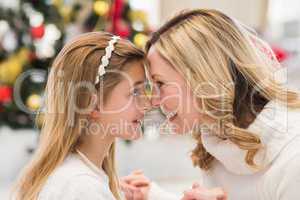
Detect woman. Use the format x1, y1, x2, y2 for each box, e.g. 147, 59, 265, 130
122, 9, 300, 200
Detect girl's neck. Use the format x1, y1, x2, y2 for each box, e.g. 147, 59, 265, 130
77, 134, 114, 169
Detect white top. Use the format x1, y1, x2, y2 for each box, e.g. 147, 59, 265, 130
149, 100, 300, 200
38, 153, 116, 200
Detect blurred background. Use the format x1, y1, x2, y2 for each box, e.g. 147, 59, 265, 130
0, 0, 300, 199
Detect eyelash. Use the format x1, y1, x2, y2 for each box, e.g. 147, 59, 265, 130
132, 88, 140, 96
156, 81, 164, 88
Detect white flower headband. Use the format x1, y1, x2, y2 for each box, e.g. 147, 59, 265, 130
95, 35, 121, 84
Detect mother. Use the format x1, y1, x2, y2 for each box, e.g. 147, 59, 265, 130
122, 9, 300, 200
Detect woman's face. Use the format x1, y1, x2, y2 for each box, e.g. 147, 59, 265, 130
94, 61, 151, 140
147, 47, 202, 134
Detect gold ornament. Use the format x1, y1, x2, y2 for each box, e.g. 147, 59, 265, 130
60, 6, 72, 23
51, 0, 72, 23
0, 56, 23, 84
26, 94, 42, 111
129, 10, 148, 24
133, 33, 148, 48
0, 48, 29, 84
93, 1, 109, 16
51, 0, 63, 7
18, 48, 30, 63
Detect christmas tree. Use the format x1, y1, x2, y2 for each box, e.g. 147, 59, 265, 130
0, 0, 150, 129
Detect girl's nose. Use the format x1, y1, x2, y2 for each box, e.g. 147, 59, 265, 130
139, 86, 154, 113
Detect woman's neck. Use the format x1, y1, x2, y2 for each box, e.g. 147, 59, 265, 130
77, 134, 114, 169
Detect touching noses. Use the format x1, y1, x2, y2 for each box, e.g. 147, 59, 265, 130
150, 85, 161, 108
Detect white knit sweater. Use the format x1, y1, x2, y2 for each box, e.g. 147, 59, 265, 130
149, 100, 300, 200
38, 154, 115, 200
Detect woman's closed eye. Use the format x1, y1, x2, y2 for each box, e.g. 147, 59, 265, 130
155, 81, 165, 88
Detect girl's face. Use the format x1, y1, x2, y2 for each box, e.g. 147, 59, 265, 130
147, 47, 203, 134
96, 61, 151, 140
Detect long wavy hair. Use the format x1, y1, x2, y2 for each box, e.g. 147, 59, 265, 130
14, 32, 145, 200
146, 9, 300, 170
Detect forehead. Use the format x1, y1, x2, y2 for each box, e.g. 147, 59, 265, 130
147, 47, 166, 67
146, 47, 177, 77
147, 46, 161, 63
124, 60, 145, 75
121, 60, 146, 85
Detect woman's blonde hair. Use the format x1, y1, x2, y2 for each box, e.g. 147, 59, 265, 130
14, 32, 145, 200
146, 9, 300, 170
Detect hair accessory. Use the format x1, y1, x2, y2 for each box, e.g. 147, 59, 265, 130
95, 35, 120, 84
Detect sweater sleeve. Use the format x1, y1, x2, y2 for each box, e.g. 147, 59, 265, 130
148, 182, 180, 200
276, 154, 300, 200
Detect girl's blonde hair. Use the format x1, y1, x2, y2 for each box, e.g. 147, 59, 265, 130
146, 9, 300, 170
14, 32, 145, 200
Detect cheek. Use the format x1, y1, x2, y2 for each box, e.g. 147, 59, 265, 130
100, 97, 130, 124
180, 89, 201, 124
118, 102, 137, 121
111, 104, 143, 139
182, 88, 199, 113
107, 97, 130, 112
160, 86, 181, 111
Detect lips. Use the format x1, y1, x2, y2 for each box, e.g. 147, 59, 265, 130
132, 119, 143, 127
166, 111, 177, 121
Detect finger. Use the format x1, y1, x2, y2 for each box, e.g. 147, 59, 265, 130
192, 182, 201, 189
215, 189, 227, 200
184, 188, 212, 200
122, 174, 148, 184
120, 182, 139, 193
181, 196, 192, 200
183, 190, 196, 198
121, 170, 145, 183
182, 194, 194, 200
123, 187, 133, 200
119, 181, 128, 190
128, 187, 142, 200
219, 190, 228, 200
209, 188, 226, 198
120, 176, 131, 184
121, 175, 139, 183
182, 194, 196, 200
132, 188, 143, 200
132, 169, 144, 174
131, 179, 150, 187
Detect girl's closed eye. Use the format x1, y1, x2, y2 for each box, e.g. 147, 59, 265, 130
130, 86, 148, 107
132, 87, 141, 96
130, 84, 145, 97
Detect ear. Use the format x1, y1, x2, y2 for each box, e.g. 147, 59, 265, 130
90, 94, 101, 119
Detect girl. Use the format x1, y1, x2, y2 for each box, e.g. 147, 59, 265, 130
13, 32, 151, 200
123, 9, 300, 200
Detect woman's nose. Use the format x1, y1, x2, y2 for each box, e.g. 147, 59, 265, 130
151, 87, 160, 108
143, 98, 152, 112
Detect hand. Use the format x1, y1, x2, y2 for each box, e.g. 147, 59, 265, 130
120, 170, 151, 200
181, 183, 227, 200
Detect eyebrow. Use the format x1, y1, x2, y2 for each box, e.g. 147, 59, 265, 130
152, 74, 163, 80
134, 80, 145, 87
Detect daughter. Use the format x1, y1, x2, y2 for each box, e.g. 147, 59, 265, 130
13, 32, 151, 200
